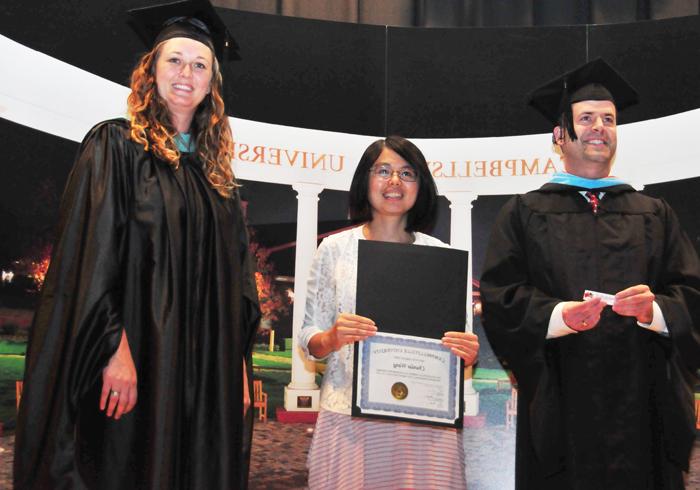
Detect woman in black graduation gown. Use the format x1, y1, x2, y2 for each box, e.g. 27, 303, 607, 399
13, 1, 260, 488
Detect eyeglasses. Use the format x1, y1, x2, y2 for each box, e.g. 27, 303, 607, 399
369, 164, 418, 182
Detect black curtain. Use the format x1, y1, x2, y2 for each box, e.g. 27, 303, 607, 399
217, 0, 698, 27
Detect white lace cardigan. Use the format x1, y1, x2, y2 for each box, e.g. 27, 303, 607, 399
298, 225, 448, 415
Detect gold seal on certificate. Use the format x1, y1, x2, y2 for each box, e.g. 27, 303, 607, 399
391, 382, 408, 400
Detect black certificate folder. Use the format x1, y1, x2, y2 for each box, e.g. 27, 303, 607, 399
352, 240, 468, 428
356, 240, 468, 340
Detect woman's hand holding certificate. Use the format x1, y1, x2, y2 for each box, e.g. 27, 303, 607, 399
309, 313, 377, 358
441, 331, 479, 365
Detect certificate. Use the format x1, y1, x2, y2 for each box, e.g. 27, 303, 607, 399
352, 240, 468, 428
353, 332, 462, 426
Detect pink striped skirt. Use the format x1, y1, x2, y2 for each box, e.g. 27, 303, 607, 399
307, 410, 467, 489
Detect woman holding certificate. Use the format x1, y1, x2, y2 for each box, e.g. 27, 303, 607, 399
300, 136, 479, 489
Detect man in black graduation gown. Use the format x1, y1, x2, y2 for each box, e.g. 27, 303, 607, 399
480, 58, 700, 489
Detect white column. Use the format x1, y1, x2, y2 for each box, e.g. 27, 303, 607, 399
284, 182, 323, 411
443, 191, 479, 416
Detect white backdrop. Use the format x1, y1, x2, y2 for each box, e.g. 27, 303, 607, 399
3, 34, 700, 196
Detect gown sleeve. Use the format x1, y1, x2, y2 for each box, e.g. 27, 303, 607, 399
14, 120, 132, 489
236, 194, 261, 360
479, 195, 574, 473
479, 196, 561, 393
654, 200, 700, 372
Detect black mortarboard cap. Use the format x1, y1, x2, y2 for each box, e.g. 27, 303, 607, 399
128, 0, 240, 61
528, 58, 638, 139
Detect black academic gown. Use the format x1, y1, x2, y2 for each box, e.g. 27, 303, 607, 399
14, 119, 260, 490
480, 183, 700, 490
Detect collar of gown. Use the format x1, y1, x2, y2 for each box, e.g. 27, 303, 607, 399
176, 133, 193, 153
548, 171, 627, 189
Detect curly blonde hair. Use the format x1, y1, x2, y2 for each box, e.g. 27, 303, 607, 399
127, 40, 236, 198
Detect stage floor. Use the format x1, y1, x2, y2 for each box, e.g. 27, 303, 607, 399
1, 423, 699, 489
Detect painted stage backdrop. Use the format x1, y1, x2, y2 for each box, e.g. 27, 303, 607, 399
2, 2, 700, 488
